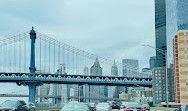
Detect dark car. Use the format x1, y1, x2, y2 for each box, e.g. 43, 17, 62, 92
0, 100, 28, 111
111, 102, 120, 109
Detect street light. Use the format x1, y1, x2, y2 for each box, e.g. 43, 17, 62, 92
142, 45, 169, 107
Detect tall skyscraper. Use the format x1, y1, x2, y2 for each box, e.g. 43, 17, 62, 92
149, 56, 156, 70
177, 0, 188, 30
122, 59, 139, 77
166, 0, 188, 65
155, 0, 167, 67
90, 58, 102, 76
111, 60, 118, 77
108, 60, 119, 98
166, 0, 177, 65
90, 58, 103, 102
173, 31, 188, 103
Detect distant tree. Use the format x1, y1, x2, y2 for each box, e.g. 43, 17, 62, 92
148, 101, 153, 107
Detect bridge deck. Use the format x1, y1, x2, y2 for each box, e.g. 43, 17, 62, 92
0, 73, 152, 87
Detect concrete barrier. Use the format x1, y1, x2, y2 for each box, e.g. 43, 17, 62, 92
36, 107, 61, 111
151, 107, 178, 111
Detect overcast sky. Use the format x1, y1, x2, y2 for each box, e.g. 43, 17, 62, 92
0, 0, 155, 103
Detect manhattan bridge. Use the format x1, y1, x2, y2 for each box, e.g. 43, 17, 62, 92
0, 27, 152, 104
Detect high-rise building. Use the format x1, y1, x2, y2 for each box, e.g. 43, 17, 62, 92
90, 58, 102, 76
52, 64, 68, 106
83, 66, 90, 102
168, 64, 175, 102
152, 66, 175, 105
166, 0, 188, 65
155, 0, 167, 67
90, 58, 103, 102
173, 31, 188, 103
122, 59, 139, 77
149, 56, 156, 70
152, 67, 167, 105
177, 1, 188, 30
111, 60, 118, 77
108, 60, 119, 98
84, 66, 89, 75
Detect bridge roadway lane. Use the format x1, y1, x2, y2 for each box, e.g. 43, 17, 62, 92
36, 109, 158, 111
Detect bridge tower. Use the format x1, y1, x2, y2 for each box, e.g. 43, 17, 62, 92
28, 27, 38, 103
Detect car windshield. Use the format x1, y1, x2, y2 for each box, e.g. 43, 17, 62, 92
89, 103, 95, 106
62, 103, 88, 110
97, 103, 109, 106
126, 103, 143, 108
112, 102, 119, 105
143, 104, 149, 107
1, 101, 18, 108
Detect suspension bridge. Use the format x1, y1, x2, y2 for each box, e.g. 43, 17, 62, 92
0, 27, 152, 104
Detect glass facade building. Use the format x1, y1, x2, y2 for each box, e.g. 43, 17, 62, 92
166, 0, 188, 65
149, 56, 156, 70
122, 59, 139, 77
155, 0, 167, 67
166, 0, 177, 65
166, 0, 188, 103
177, 0, 188, 30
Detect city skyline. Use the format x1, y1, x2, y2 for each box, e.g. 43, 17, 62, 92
0, 0, 155, 106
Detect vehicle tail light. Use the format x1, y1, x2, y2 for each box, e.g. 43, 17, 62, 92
107, 107, 110, 109
118, 104, 119, 106
149, 106, 150, 108
141, 109, 145, 111
125, 108, 131, 111
95, 107, 97, 109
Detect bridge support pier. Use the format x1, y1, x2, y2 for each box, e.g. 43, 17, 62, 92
28, 83, 37, 103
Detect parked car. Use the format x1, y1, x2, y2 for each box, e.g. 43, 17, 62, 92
125, 102, 145, 111
0, 100, 28, 111
142, 104, 150, 111
26, 102, 36, 111
88, 103, 96, 111
96, 102, 112, 111
111, 101, 120, 109
60, 103, 90, 111
179, 104, 188, 111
